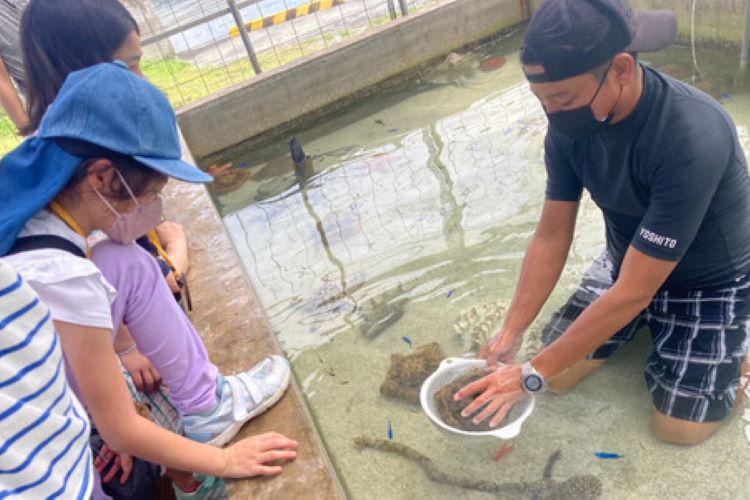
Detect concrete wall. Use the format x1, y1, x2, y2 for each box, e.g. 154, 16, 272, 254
529, 0, 746, 47
630, 0, 745, 46
177, 0, 525, 160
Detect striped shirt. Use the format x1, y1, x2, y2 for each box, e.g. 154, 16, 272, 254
0, 259, 92, 499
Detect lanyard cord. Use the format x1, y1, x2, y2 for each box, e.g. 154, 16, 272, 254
48, 201, 90, 257
146, 229, 192, 311
47, 202, 192, 310
146, 229, 180, 281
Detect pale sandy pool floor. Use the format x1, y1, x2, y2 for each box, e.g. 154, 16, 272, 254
217, 32, 750, 499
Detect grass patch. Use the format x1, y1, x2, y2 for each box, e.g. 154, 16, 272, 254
0, 35, 337, 154
142, 32, 342, 108
0, 113, 22, 156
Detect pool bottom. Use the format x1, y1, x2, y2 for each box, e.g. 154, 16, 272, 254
219, 35, 750, 499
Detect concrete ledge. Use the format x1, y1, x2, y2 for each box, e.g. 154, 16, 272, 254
163, 142, 344, 498
177, 0, 525, 160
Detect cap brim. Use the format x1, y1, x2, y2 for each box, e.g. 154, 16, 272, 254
626, 10, 678, 53
133, 155, 213, 183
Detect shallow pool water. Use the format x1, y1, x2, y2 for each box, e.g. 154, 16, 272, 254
214, 30, 750, 499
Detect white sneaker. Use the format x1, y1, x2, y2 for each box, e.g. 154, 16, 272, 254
183, 355, 291, 446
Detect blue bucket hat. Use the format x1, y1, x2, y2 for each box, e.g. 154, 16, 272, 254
0, 61, 212, 255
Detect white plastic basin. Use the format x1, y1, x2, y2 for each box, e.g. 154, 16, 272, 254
420, 357, 535, 440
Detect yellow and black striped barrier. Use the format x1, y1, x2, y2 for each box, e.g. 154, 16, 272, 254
229, 0, 345, 37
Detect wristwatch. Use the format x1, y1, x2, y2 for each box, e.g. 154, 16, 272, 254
521, 361, 546, 394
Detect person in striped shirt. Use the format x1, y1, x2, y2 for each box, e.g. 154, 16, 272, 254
0, 259, 93, 499
0, 63, 299, 499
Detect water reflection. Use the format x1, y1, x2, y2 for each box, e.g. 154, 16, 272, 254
224, 83, 554, 355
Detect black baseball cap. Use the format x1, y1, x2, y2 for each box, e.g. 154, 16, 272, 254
521, 0, 677, 83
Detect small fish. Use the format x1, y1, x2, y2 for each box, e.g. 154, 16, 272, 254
594, 452, 623, 459
375, 119, 385, 126
401, 336, 413, 347
720, 92, 731, 100
493, 443, 513, 461
387, 420, 393, 440
387, 128, 399, 133
237, 161, 251, 169
289, 136, 309, 165
446, 290, 454, 298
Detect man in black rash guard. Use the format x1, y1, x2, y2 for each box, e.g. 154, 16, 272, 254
454, 0, 750, 446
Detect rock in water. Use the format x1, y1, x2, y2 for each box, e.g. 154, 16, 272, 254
361, 301, 406, 339
433, 369, 510, 432
358, 285, 409, 339
207, 167, 252, 195
380, 343, 446, 405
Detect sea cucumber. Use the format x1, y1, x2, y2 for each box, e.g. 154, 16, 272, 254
353, 437, 602, 499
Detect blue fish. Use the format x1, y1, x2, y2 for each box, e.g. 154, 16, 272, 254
237, 162, 251, 169
401, 336, 413, 347
388, 420, 393, 440
446, 290, 454, 298
594, 452, 622, 459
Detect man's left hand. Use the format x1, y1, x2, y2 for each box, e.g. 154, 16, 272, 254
453, 363, 526, 428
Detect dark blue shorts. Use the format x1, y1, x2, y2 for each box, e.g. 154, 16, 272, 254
542, 252, 750, 423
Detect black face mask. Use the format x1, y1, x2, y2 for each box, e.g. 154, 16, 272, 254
545, 64, 622, 139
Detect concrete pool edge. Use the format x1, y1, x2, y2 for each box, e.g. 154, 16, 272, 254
176, 0, 527, 162
162, 139, 346, 499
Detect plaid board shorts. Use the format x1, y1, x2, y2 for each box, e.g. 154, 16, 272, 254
542, 251, 750, 423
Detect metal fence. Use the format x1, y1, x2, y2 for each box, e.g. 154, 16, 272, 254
127, 0, 441, 108
0, 0, 439, 155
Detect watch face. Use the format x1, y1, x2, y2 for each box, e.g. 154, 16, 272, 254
524, 374, 543, 392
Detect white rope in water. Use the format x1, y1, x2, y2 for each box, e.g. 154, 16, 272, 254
691, 0, 706, 84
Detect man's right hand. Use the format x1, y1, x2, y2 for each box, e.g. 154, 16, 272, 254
479, 329, 524, 366
479, 200, 579, 366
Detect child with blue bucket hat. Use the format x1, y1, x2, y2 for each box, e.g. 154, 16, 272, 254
0, 62, 298, 496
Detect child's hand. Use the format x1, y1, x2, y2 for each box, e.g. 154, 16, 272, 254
120, 347, 162, 393
207, 163, 233, 178
95, 443, 134, 485
221, 432, 298, 478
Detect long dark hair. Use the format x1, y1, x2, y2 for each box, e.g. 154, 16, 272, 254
20, 0, 139, 135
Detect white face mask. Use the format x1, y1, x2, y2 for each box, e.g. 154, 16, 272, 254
93, 168, 163, 244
